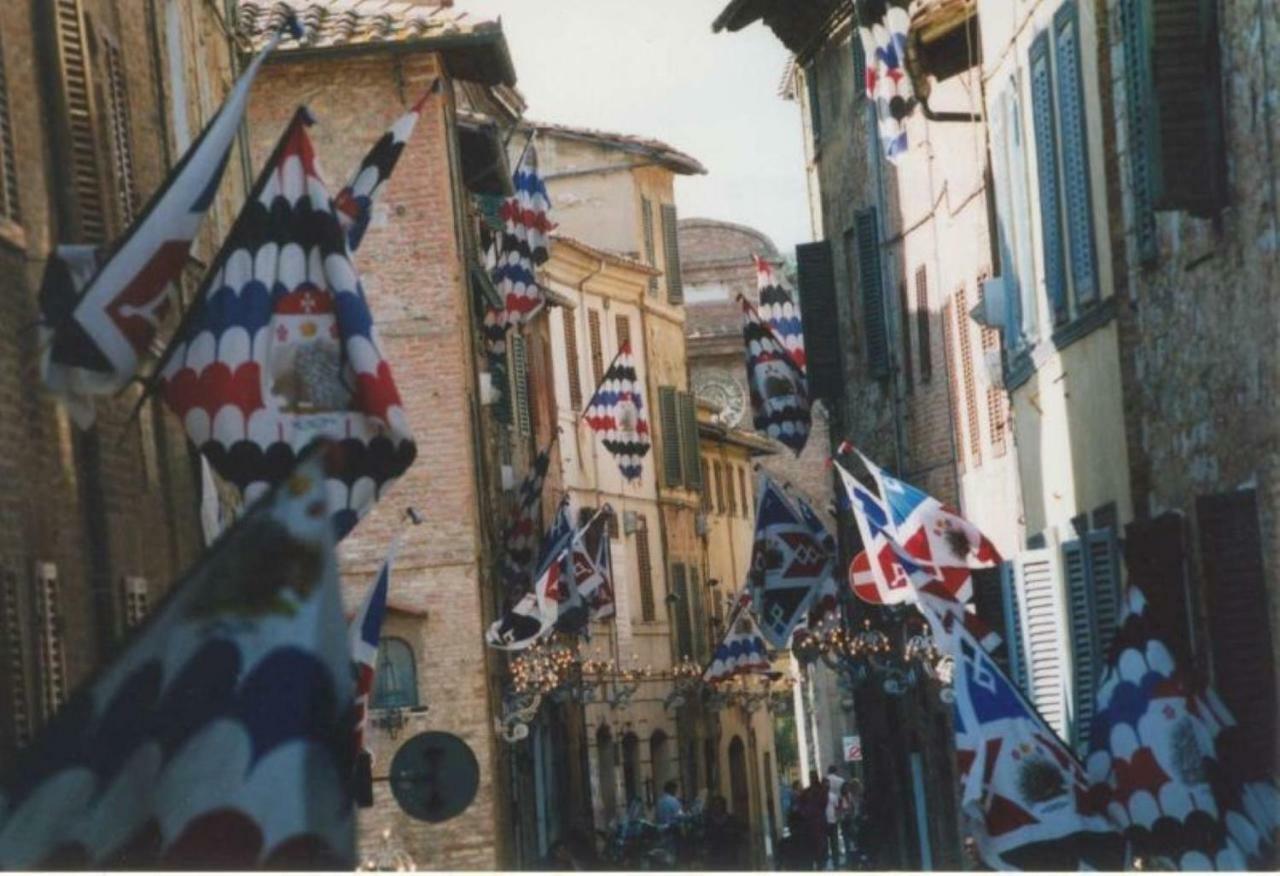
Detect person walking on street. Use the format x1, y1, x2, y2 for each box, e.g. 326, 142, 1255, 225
825, 765, 846, 867
703, 794, 748, 870
655, 780, 684, 826
797, 771, 829, 870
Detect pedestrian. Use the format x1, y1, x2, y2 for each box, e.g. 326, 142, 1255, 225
825, 765, 846, 867
840, 779, 862, 866
655, 780, 684, 827
703, 794, 748, 870
797, 770, 829, 870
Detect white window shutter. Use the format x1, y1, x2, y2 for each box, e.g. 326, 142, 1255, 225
1062, 538, 1097, 751
1011, 547, 1071, 740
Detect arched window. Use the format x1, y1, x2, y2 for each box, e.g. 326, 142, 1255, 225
372, 636, 418, 709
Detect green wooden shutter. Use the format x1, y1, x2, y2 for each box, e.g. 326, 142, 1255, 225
642, 198, 657, 296
1011, 548, 1070, 739
690, 568, 707, 662
795, 240, 842, 399
661, 204, 683, 304
659, 386, 682, 487
855, 208, 889, 378
1029, 32, 1067, 324
1120, 0, 1158, 262
1151, 0, 1226, 215
1062, 538, 1097, 751
671, 563, 692, 659
678, 391, 702, 490
1053, 2, 1099, 309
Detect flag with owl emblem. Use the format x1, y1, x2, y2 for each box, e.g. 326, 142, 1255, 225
156, 109, 416, 539
740, 295, 810, 456
1084, 586, 1279, 869
583, 341, 651, 481
0, 444, 354, 868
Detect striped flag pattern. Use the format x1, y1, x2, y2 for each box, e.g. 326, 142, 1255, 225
499, 448, 553, 594
584, 342, 651, 481
704, 592, 772, 683
39, 23, 297, 426
741, 296, 810, 455
754, 255, 806, 372
858, 0, 915, 162
348, 552, 394, 758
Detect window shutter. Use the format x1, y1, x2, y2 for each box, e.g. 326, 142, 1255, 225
955, 287, 982, 467
738, 468, 750, 517
805, 62, 822, 142
713, 462, 725, 514
898, 280, 914, 393
1151, 0, 1226, 215
2, 568, 32, 750
700, 461, 710, 510
1029, 32, 1067, 324
510, 334, 531, 436
977, 283, 1008, 456
615, 314, 631, 352
1062, 538, 1098, 751
941, 299, 967, 474
851, 29, 867, 99
855, 208, 889, 377
1196, 490, 1276, 774
915, 267, 932, 381
795, 240, 843, 400
34, 562, 67, 720
999, 561, 1028, 691
678, 392, 702, 490
103, 40, 137, 226
587, 309, 605, 389
562, 308, 582, 410
641, 198, 657, 296
1053, 2, 1099, 309
1086, 528, 1122, 664
658, 387, 682, 487
1004, 85, 1037, 342
1123, 512, 1194, 666
1119, 0, 1158, 262
635, 516, 655, 622
1010, 548, 1070, 739
671, 564, 692, 658
661, 204, 683, 304
50, 0, 107, 243
122, 575, 149, 629
0, 37, 19, 222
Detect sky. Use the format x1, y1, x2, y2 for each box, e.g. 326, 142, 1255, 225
460, 0, 814, 255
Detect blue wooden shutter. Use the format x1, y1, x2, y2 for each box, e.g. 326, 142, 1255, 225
1120, 0, 1158, 263
1006, 86, 1038, 343
795, 240, 843, 400
1086, 528, 1122, 665
1029, 32, 1068, 324
1062, 538, 1097, 751
1053, 1, 1099, 309
999, 562, 1029, 692
855, 207, 889, 378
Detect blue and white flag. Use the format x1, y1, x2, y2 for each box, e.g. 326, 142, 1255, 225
349, 543, 397, 757
0, 445, 354, 868
747, 479, 829, 648
584, 342, 652, 482
487, 499, 577, 650
791, 492, 841, 627
704, 591, 772, 683
573, 507, 616, 622
741, 296, 810, 455
39, 22, 298, 426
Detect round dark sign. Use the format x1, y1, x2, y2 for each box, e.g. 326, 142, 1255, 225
388, 731, 480, 823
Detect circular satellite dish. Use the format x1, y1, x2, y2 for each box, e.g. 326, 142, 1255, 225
389, 731, 480, 823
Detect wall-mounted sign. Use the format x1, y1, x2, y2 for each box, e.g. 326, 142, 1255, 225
843, 734, 863, 763
389, 731, 480, 822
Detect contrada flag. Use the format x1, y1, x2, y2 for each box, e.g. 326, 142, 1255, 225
39, 23, 298, 426
348, 546, 395, 759
934, 602, 1123, 870
0, 445, 354, 868
157, 109, 415, 539
753, 255, 806, 372
498, 446, 553, 594
487, 501, 576, 651
574, 508, 616, 622
792, 492, 840, 627
857, 0, 915, 162
747, 479, 828, 647
837, 461, 920, 605
584, 342, 651, 481
704, 591, 772, 683
741, 296, 810, 455
1085, 586, 1279, 869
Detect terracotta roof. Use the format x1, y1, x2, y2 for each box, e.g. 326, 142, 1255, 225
237, 1, 516, 85
525, 121, 707, 176
550, 233, 661, 276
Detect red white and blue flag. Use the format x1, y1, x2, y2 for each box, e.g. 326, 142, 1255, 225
933, 600, 1124, 870
1084, 586, 1279, 869
791, 492, 841, 627
838, 460, 937, 605
156, 109, 416, 539
39, 23, 298, 427
747, 479, 829, 648
741, 296, 810, 456
0, 445, 354, 868
499, 446, 553, 594
857, 0, 915, 162
584, 342, 651, 481
487, 500, 577, 651
348, 547, 396, 758
704, 591, 772, 683
573, 507, 616, 622
754, 255, 806, 372
334, 85, 437, 252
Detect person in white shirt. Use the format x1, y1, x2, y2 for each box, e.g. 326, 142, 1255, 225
825, 765, 847, 867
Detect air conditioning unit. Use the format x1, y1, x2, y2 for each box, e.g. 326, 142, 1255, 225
971, 276, 1008, 329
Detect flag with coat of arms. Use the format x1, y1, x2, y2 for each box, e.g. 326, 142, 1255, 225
747, 478, 831, 648
573, 507, 616, 622
38, 22, 299, 427
704, 591, 772, 683
1084, 586, 1279, 869
486, 499, 577, 650
0, 444, 354, 868
741, 296, 810, 456
154, 109, 416, 540
583, 342, 651, 481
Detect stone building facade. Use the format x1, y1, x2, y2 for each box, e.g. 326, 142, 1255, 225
240, 3, 522, 868
0, 0, 241, 771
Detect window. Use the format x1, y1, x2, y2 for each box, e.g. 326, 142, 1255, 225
1062, 529, 1121, 752
1029, 3, 1098, 327
34, 562, 67, 720
670, 564, 692, 658
941, 300, 966, 474
659, 387, 681, 488
50, 0, 107, 242
851, 28, 867, 101
989, 78, 1039, 353
795, 240, 842, 400
661, 204, 683, 304
641, 198, 657, 296
954, 288, 981, 467
898, 279, 913, 393
855, 208, 889, 377
122, 576, 148, 629
1123, 512, 1193, 667
977, 282, 1007, 456
615, 314, 631, 352
1120, 0, 1226, 223
915, 268, 931, 381
713, 462, 725, 514
102, 38, 137, 226
738, 467, 750, 517
677, 391, 701, 490
805, 62, 822, 143
587, 309, 604, 389
725, 463, 737, 516
0, 37, 20, 223
510, 334, 531, 436
700, 461, 710, 511
562, 308, 582, 410
689, 568, 707, 662
635, 515, 655, 622
372, 637, 418, 709
2, 568, 31, 749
